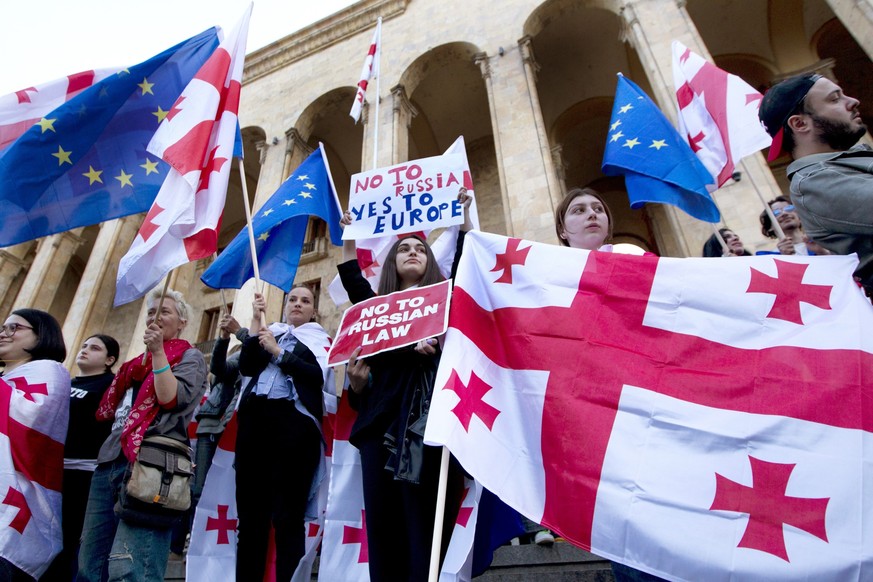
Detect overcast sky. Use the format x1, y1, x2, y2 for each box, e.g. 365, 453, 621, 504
1, 0, 357, 95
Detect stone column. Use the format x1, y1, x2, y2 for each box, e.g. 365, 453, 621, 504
518, 36, 563, 212
391, 84, 418, 164
0, 244, 33, 318
477, 42, 555, 243
285, 128, 315, 179
60, 218, 131, 367
13, 230, 85, 312
824, 0, 873, 59
474, 51, 514, 236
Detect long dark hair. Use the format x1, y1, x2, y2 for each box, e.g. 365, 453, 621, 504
86, 334, 120, 372
377, 234, 443, 295
702, 228, 752, 257
12, 309, 66, 363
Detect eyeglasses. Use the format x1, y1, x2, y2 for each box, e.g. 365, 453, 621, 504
0, 323, 33, 336
772, 205, 795, 217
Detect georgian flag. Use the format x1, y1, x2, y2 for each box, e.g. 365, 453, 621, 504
0, 360, 70, 579
672, 40, 771, 187
349, 19, 381, 124
114, 5, 251, 306
318, 388, 370, 582
425, 230, 873, 581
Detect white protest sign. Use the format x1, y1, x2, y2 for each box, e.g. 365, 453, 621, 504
342, 152, 468, 240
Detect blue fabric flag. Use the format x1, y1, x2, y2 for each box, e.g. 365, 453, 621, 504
601, 74, 719, 223
201, 147, 343, 291
0, 28, 220, 247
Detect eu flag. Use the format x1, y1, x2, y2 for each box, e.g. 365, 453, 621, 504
0, 28, 220, 247
201, 146, 344, 292
602, 74, 719, 223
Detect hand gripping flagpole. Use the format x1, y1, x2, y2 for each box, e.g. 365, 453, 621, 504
238, 158, 266, 327
428, 445, 452, 582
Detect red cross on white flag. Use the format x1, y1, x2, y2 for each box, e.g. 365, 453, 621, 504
672, 40, 771, 187
425, 230, 873, 580
114, 5, 251, 306
349, 19, 381, 124
0, 360, 69, 579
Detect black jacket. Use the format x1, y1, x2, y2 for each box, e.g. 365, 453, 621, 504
238, 333, 324, 420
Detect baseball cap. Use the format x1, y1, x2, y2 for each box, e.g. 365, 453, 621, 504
758, 74, 821, 161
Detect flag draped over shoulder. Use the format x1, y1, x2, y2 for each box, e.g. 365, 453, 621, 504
201, 145, 343, 292
602, 74, 718, 223
114, 7, 251, 306
327, 136, 479, 306
187, 325, 335, 582
425, 230, 873, 581
0, 361, 70, 579
350, 19, 381, 123
672, 41, 771, 187
0, 29, 219, 248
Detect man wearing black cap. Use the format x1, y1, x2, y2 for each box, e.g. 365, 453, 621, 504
758, 73, 872, 293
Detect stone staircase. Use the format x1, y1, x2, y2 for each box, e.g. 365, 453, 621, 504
166, 541, 616, 580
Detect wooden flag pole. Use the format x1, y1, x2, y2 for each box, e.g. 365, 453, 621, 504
142, 276, 172, 365
710, 223, 731, 256
238, 158, 266, 327
427, 446, 451, 582
739, 159, 785, 240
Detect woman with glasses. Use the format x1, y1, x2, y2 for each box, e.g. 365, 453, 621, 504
0, 309, 70, 580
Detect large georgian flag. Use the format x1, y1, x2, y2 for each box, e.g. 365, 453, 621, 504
0, 360, 70, 579
425, 230, 873, 581
672, 40, 771, 187
114, 6, 251, 305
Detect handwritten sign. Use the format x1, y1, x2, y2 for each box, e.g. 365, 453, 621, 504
342, 153, 468, 240
327, 280, 452, 366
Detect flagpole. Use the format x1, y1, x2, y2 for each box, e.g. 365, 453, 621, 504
372, 17, 382, 170
427, 446, 451, 582
710, 223, 730, 255
739, 159, 785, 240
238, 158, 267, 328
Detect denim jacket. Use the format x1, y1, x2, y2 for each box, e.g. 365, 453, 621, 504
788, 144, 873, 290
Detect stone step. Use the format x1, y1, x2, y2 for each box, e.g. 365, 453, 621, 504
165, 542, 616, 581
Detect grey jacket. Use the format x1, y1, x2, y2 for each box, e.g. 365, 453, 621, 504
787, 144, 873, 290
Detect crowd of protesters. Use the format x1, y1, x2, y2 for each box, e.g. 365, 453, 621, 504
0, 72, 869, 582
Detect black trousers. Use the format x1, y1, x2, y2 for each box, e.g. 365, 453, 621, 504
357, 433, 462, 582
235, 396, 321, 582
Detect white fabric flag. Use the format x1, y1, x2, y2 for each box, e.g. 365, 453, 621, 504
426, 230, 873, 581
672, 40, 771, 187
0, 360, 70, 579
114, 6, 251, 305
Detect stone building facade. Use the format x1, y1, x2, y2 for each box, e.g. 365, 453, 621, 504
2, 0, 872, 365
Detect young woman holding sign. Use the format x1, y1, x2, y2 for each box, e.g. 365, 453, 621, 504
338, 189, 471, 582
